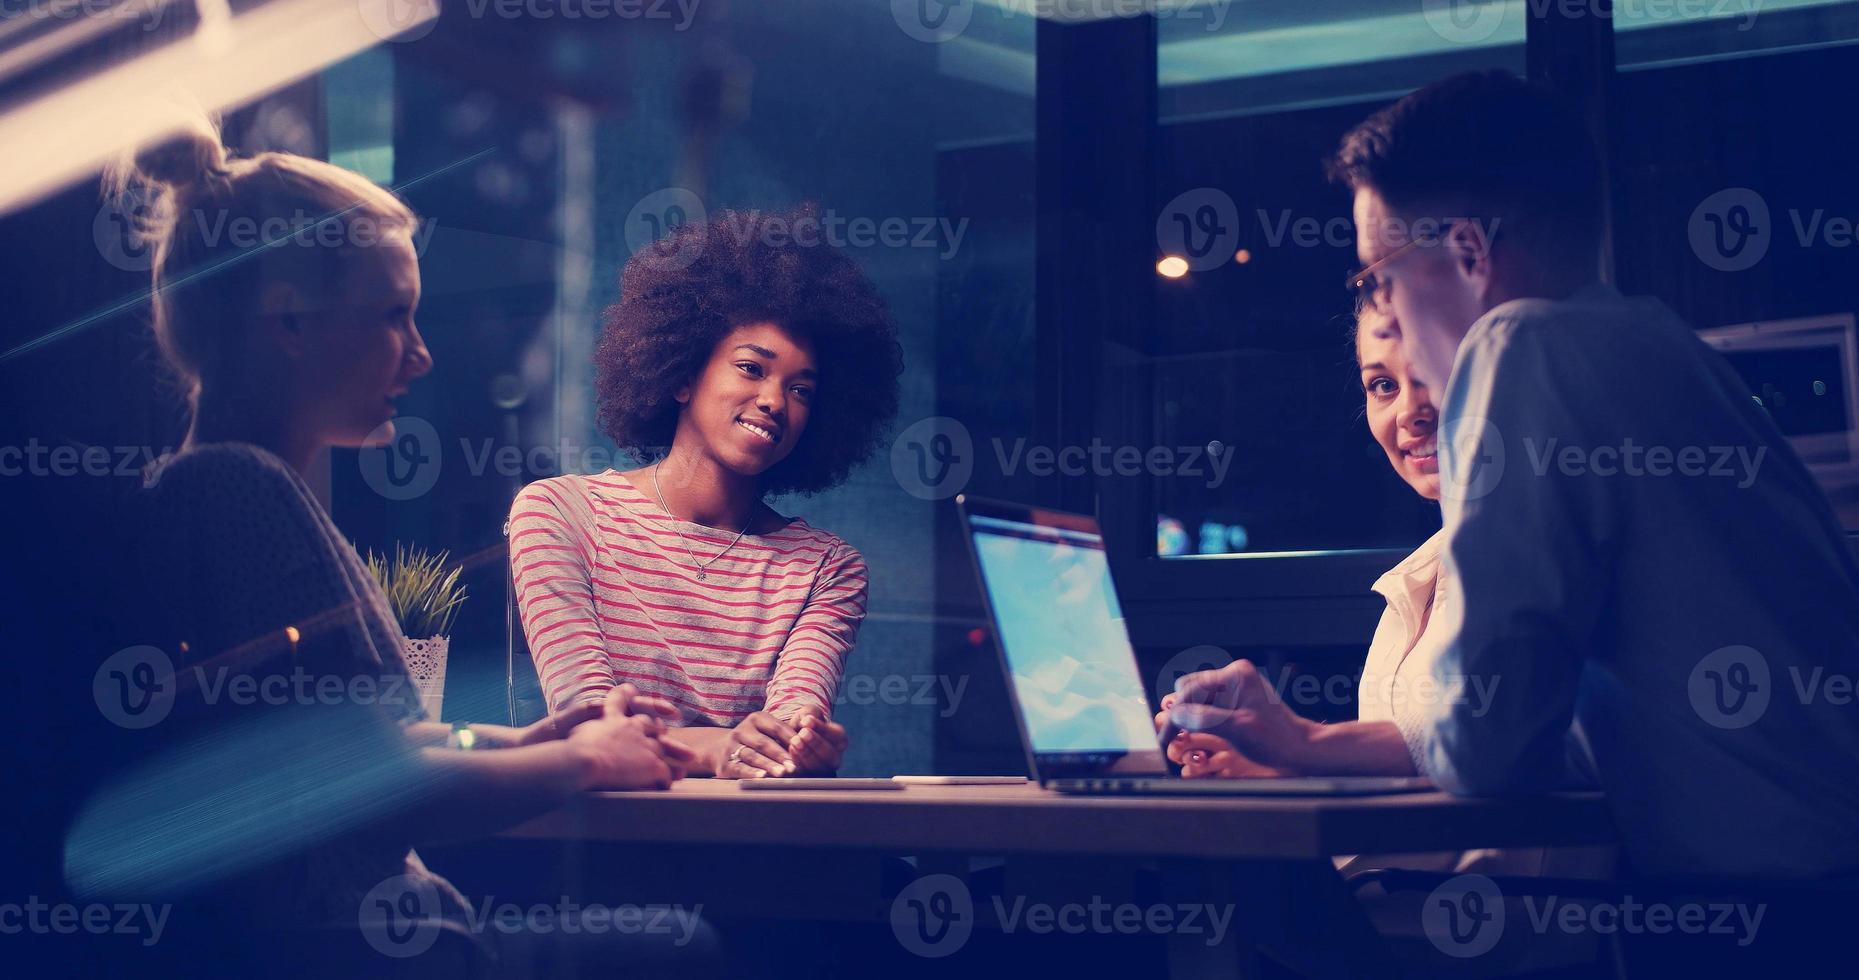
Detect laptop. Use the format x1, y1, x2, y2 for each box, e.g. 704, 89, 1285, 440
955, 495, 1433, 797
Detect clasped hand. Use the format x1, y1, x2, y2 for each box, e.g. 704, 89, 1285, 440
1154, 659, 1310, 778
717, 706, 848, 779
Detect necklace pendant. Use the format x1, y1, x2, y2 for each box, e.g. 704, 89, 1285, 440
696, 570, 707, 581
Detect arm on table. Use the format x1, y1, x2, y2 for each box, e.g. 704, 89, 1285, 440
509, 481, 619, 712
711, 544, 868, 778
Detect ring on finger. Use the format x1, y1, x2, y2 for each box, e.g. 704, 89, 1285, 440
729, 746, 745, 764
1187, 750, 1207, 765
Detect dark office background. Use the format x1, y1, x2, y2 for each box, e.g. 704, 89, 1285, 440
6, 2, 1859, 871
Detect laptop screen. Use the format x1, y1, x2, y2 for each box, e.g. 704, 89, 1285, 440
963, 506, 1167, 777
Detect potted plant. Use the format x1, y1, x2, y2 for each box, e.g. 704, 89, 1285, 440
365, 543, 467, 721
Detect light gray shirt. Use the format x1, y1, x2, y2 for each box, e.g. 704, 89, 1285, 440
1414, 283, 1859, 878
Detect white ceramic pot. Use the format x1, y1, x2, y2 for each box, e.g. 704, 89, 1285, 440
402, 634, 450, 721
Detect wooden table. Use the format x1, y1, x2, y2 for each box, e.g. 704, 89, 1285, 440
492, 781, 1613, 979
505, 780, 1612, 857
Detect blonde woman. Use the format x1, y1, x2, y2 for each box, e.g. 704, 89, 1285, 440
80, 119, 706, 977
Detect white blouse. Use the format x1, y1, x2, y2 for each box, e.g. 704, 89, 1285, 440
1343, 530, 1613, 881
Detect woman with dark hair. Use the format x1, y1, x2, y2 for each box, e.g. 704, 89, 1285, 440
511, 205, 904, 779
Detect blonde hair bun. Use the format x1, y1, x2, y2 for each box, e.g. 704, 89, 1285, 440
132, 117, 231, 194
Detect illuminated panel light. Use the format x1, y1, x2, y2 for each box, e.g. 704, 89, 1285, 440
1156, 255, 1189, 279
0, 0, 437, 216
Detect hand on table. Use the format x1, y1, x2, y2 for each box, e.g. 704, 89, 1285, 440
715, 707, 849, 778
1162, 662, 1316, 771
566, 684, 696, 790
467, 685, 684, 749
785, 706, 848, 774
1156, 692, 1294, 778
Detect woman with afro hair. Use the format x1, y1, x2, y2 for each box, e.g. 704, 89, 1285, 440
510, 205, 903, 778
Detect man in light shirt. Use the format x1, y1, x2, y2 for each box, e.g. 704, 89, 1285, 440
1176, 71, 1859, 889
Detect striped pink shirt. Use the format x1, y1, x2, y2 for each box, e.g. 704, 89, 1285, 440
508, 470, 866, 726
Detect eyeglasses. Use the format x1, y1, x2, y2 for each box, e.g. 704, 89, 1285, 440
1344, 220, 1495, 313
1345, 236, 1427, 314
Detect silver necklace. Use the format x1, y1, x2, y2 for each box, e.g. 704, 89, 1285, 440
651, 464, 753, 582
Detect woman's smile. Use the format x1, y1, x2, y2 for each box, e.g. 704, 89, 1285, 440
1401, 435, 1438, 474
735, 416, 782, 447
